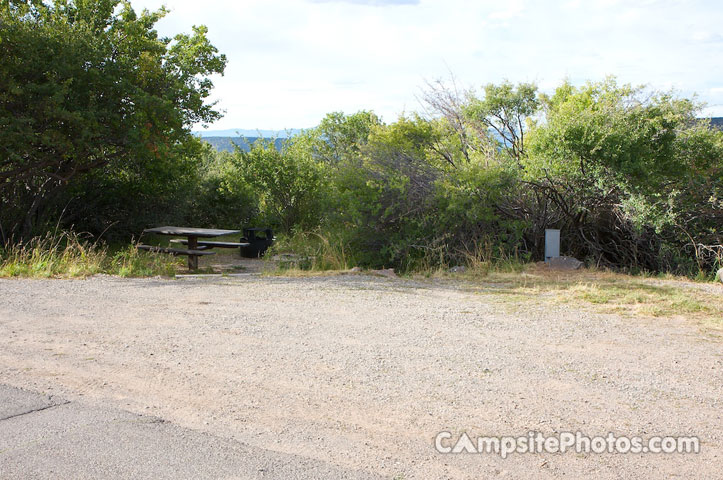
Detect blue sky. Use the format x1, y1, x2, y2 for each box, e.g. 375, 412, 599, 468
129, 0, 723, 130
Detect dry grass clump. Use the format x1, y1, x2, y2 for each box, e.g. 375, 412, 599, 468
0, 231, 180, 278
464, 265, 722, 326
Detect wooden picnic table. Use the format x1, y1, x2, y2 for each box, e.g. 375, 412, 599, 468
142, 226, 241, 270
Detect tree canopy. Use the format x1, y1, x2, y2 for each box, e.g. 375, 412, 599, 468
0, 0, 226, 240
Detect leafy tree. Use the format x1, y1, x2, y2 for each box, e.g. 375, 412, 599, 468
312, 111, 381, 166
60, 137, 206, 239
463, 81, 539, 164
422, 79, 540, 168
0, 0, 226, 241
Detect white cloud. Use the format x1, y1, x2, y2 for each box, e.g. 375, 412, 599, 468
701, 105, 723, 117
691, 31, 723, 43
564, 0, 582, 9
488, 0, 525, 20
127, 0, 723, 128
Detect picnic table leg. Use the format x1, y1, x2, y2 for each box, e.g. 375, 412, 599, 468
187, 236, 198, 270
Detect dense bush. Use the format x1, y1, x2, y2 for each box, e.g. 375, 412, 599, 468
525, 78, 723, 273
264, 79, 720, 275
187, 145, 258, 230
236, 136, 329, 233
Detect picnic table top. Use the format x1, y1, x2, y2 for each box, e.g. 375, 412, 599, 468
143, 226, 240, 237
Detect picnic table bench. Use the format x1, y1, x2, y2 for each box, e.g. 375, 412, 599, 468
170, 239, 250, 249
140, 226, 240, 270
136, 245, 216, 256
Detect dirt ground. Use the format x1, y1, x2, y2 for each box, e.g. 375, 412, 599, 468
0, 272, 721, 479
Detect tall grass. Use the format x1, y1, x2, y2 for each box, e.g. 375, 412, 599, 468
458, 239, 528, 275
409, 239, 529, 277
266, 231, 351, 271
0, 231, 180, 278
106, 244, 181, 277
267, 231, 531, 276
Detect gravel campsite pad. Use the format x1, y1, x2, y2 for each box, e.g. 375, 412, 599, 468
0, 275, 721, 478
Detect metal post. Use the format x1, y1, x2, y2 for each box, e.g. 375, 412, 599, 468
545, 229, 560, 262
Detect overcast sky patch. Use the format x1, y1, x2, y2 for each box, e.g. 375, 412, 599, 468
129, 0, 723, 128
308, 0, 420, 6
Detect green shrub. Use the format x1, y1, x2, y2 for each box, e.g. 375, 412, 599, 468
237, 136, 329, 233
187, 147, 258, 229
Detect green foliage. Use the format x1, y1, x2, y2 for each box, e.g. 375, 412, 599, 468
0, 231, 105, 277
2, 37, 720, 283
308, 113, 523, 270
528, 78, 693, 187
313, 110, 381, 165
272, 80, 719, 277
463, 80, 539, 162
0, 230, 180, 277
525, 77, 723, 273
323, 115, 441, 268
434, 155, 525, 257
187, 144, 258, 229
107, 244, 181, 277
237, 136, 328, 233
63, 142, 259, 239
59, 137, 206, 240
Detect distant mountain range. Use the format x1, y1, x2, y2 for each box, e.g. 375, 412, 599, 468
196, 119, 723, 153
193, 128, 303, 138
194, 128, 301, 152
201, 136, 284, 153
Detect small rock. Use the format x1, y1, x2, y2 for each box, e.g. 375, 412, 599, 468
371, 268, 397, 278
548, 256, 583, 270
271, 253, 303, 262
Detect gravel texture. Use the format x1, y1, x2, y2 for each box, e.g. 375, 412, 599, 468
0, 274, 721, 478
